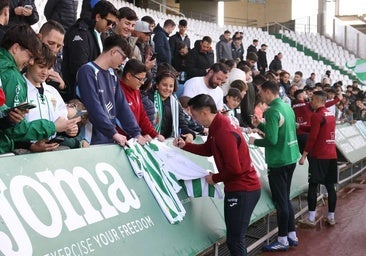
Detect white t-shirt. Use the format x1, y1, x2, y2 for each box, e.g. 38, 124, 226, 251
25, 76, 67, 123
183, 76, 224, 110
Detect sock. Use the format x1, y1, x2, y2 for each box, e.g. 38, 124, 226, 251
278, 236, 289, 246
288, 231, 297, 241
328, 212, 335, 220
309, 211, 316, 221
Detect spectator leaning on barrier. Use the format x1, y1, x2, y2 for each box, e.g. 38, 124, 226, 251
148, 65, 196, 142
14, 44, 79, 153
185, 36, 215, 79
62, 0, 118, 101
120, 59, 164, 142
249, 80, 300, 252
298, 90, 338, 227
174, 94, 261, 256
76, 35, 146, 146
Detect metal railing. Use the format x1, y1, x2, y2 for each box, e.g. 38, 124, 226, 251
149, 0, 185, 18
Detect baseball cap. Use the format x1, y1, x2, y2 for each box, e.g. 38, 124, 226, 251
134, 20, 151, 33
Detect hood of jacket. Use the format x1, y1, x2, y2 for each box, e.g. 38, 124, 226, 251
153, 23, 168, 36
0, 48, 17, 74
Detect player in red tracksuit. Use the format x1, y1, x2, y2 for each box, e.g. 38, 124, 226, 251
292, 89, 340, 153
299, 91, 337, 227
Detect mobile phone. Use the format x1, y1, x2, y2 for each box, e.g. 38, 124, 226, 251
24, 5, 33, 10
150, 53, 157, 61
72, 110, 87, 119
47, 136, 65, 144
5, 102, 36, 113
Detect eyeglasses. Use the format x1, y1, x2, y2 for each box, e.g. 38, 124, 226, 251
104, 18, 116, 27
132, 74, 147, 83
115, 49, 127, 59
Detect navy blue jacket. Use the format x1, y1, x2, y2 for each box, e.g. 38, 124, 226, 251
153, 24, 172, 65
77, 62, 141, 145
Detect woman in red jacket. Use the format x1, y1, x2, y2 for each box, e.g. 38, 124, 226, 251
174, 94, 261, 256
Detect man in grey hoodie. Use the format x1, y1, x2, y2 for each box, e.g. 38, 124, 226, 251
216, 30, 232, 62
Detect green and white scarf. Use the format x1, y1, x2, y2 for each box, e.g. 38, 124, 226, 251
153, 90, 180, 138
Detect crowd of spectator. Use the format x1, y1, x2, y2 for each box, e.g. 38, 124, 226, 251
0, 0, 365, 157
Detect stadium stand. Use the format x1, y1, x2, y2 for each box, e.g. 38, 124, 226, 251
33, 0, 356, 87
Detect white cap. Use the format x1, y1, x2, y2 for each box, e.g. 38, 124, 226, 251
134, 20, 151, 33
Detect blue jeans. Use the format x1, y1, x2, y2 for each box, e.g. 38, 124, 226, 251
224, 189, 261, 256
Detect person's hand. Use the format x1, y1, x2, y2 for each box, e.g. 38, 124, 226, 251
143, 134, 153, 142
299, 155, 306, 165
135, 134, 147, 145
81, 140, 89, 148
251, 115, 260, 127
173, 137, 185, 148
113, 133, 127, 146
22, 6, 33, 16
14, 6, 24, 15
65, 123, 79, 137
48, 69, 66, 90
8, 108, 26, 124
251, 128, 265, 137
29, 140, 59, 152
181, 133, 194, 143
155, 134, 165, 142
205, 173, 215, 185
248, 136, 256, 145
54, 117, 81, 133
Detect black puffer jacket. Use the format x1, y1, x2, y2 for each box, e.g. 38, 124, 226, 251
44, 0, 78, 31
185, 40, 214, 79
62, 18, 100, 101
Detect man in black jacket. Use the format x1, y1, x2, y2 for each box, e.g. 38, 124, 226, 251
269, 52, 283, 73
169, 19, 190, 57
185, 36, 214, 79
44, 0, 78, 32
8, 0, 38, 27
257, 43, 268, 75
62, 0, 118, 101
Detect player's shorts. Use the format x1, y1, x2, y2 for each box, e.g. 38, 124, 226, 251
308, 157, 337, 184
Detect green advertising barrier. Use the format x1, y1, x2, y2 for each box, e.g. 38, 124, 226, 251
335, 121, 366, 163
0, 137, 310, 256
0, 145, 226, 256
